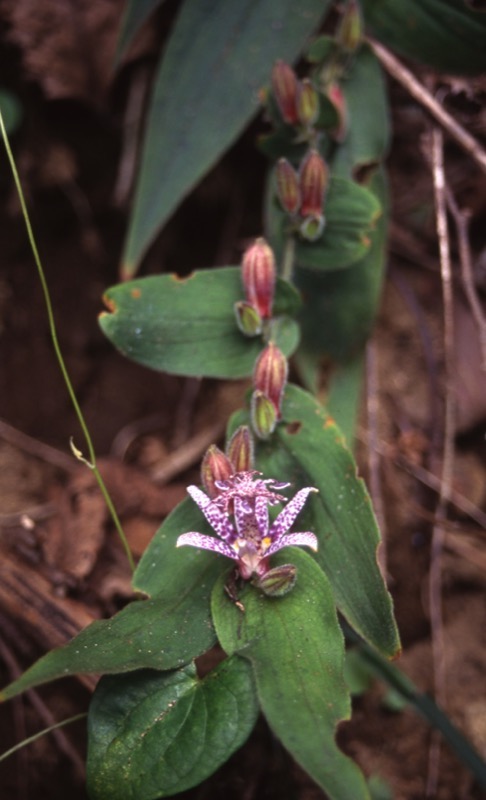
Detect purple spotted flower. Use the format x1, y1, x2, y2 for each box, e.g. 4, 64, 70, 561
176, 470, 318, 580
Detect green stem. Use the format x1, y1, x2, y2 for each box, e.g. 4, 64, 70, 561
344, 624, 486, 788
0, 713, 87, 763
0, 111, 135, 575
281, 234, 296, 282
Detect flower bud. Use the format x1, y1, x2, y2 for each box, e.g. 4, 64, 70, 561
297, 78, 319, 128
201, 444, 233, 498
234, 300, 263, 337
299, 213, 325, 242
276, 158, 301, 216
326, 82, 347, 142
241, 238, 276, 320
255, 563, 297, 596
271, 60, 299, 125
251, 390, 277, 440
253, 342, 288, 417
226, 425, 254, 473
336, 0, 363, 54
299, 150, 329, 218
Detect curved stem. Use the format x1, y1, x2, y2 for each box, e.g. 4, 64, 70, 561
0, 713, 87, 764
0, 111, 135, 575
281, 234, 296, 282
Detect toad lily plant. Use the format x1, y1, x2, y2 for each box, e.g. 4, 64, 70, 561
177, 470, 318, 594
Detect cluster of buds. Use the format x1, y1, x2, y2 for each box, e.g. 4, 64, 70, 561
177, 425, 318, 596
234, 238, 289, 440
276, 150, 329, 242
271, 60, 320, 130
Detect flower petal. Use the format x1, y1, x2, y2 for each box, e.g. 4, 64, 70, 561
254, 494, 269, 537
269, 487, 318, 538
176, 532, 237, 560
187, 485, 235, 541
265, 531, 318, 556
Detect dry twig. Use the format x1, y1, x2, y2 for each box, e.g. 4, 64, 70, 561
369, 39, 486, 174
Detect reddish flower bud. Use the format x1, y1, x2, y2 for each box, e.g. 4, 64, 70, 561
253, 342, 288, 417
251, 390, 278, 440
234, 300, 263, 337
271, 60, 299, 125
276, 158, 301, 216
299, 150, 329, 218
226, 425, 254, 473
201, 444, 233, 498
326, 82, 348, 142
336, 0, 363, 54
241, 238, 276, 320
297, 78, 319, 128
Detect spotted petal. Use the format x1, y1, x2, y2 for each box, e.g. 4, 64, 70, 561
266, 531, 318, 556
176, 532, 237, 561
187, 485, 235, 541
269, 487, 318, 538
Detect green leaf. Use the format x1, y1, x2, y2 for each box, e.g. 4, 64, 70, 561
229, 383, 400, 658
332, 45, 390, 177
115, 0, 165, 64
87, 657, 258, 800
212, 549, 370, 800
295, 165, 388, 362
362, 0, 486, 75
0, 499, 226, 701
121, 0, 332, 276
267, 175, 382, 272
99, 267, 301, 379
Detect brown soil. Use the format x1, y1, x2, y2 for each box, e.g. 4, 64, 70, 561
0, 4, 485, 800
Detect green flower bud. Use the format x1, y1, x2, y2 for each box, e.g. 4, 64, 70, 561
251, 390, 277, 440
336, 0, 363, 54
234, 300, 263, 337
297, 78, 320, 128
255, 563, 297, 596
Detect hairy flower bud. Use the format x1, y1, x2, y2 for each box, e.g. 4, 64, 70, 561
276, 158, 301, 216
326, 82, 348, 142
253, 342, 288, 417
336, 0, 363, 53
201, 445, 233, 498
241, 238, 276, 320
297, 78, 319, 128
226, 425, 254, 473
271, 60, 299, 125
299, 150, 329, 218
251, 390, 278, 440
234, 300, 263, 337
254, 563, 297, 596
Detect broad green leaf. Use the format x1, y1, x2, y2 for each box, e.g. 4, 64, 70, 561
267, 175, 382, 272
332, 45, 390, 177
87, 658, 258, 799
100, 267, 300, 379
212, 550, 370, 800
362, 0, 486, 75
121, 0, 332, 276
228, 383, 400, 658
295, 166, 388, 361
0, 499, 226, 701
115, 0, 165, 64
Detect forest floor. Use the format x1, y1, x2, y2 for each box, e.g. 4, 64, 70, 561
0, 3, 485, 799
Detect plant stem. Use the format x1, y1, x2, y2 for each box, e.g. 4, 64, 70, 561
0, 713, 87, 764
281, 234, 296, 282
0, 111, 135, 575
